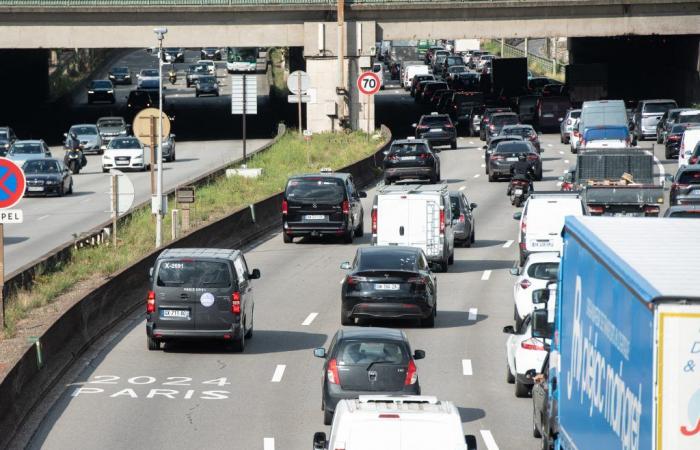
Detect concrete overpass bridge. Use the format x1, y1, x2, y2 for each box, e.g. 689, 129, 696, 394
1, 0, 699, 131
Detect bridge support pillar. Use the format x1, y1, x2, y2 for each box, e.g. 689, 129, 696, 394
303, 21, 376, 133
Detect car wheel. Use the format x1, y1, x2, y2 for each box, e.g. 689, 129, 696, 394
560, 135, 564, 144
665, 147, 671, 160
488, 172, 495, 182
506, 362, 515, 384
541, 432, 552, 450
519, 250, 526, 267
536, 170, 543, 181
354, 217, 364, 237
451, 140, 457, 150
323, 408, 334, 426
564, 136, 570, 145
230, 328, 245, 353
283, 233, 293, 244
657, 134, 663, 144
67, 182, 73, 195
533, 406, 542, 438
470, 228, 475, 244
58, 185, 65, 197
421, 309, 436, 328
341, 306, 353, 326
430, 175, 438, 184
102, 167, 109, 173
147, 335, 160, 351
448, 251, 454, 265
343, 228, 354, 244
515, 378, 530, 398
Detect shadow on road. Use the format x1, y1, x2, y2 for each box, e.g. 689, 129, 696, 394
458, 407, 486, 423
163, 330, 327, 355
448, 259, 513, 274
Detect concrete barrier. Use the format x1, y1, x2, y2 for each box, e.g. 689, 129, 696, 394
0, 125, 391, 448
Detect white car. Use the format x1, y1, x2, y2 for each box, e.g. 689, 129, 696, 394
678, 127, 700, 168
515, 193, 586, 266
504, 313, 549, 398
372, 63, 384, 90
510, 252, 559, 328
197, 59, 216, 75
313, 396, 477, 450
136, 68, 159, 88
569, 117, 581, 153
102, 136, 149, 173
7, 140, 52, 166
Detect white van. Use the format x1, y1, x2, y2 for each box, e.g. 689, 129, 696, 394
678, 127, 700, 168
372, 184, 455, 272
372, 63, 384, 90
403, 64, 430, 90
313, 396, 477, 450
514, 192, 586, 266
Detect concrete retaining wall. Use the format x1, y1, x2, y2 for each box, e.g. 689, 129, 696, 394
0, 125, 391, 448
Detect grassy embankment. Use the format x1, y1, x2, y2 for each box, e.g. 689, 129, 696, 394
2, 131, 382, 337
483, 41, 565, 82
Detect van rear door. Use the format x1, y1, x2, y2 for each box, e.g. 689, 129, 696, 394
376, 194, 411, 246
153, 259, 201, 331
192, 259, 236, 332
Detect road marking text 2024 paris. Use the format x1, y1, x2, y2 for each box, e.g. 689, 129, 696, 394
69, 375, 233, 399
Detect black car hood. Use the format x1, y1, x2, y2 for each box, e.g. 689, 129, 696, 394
26, 174, 61, 181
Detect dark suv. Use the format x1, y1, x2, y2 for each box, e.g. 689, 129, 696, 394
146, 248, 261, 352
383, 139, 440, 184
670, 166, 700, 206
414, 113, 457, 149
480, 107, 512, 140
282, 172, 366, 244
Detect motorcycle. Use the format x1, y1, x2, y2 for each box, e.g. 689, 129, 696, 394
168, 69, 177, 85
509, 177, 531, 207
64, 148, 87, 174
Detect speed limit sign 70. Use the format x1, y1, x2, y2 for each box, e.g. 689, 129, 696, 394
357, 72, 381, 96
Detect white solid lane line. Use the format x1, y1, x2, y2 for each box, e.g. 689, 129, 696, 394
459, 185, 466, 191
480, 430, 500, 450
37, 215, 49, 221
481, 270, 491, 281
301, 312, 318, 326
559, 151, 564, 155
468, 308, 478, 321
502, 240, 513, 248
271, 365, 286, 383
462, 359, 473, 376
263, 438, 275, 450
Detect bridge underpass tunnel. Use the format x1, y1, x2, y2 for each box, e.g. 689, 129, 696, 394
568, 35, 700, 105
0, 49, 49, 129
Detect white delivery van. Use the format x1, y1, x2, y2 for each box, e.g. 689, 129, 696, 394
514, 192, 586, 266
372, 184, 455, 272
403, 64, 430, 90
372, 63, 385, 90
678, 127, 700, 168
313, 396, 477, 450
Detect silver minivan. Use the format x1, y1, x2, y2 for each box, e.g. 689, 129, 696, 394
633, 99, 678, 142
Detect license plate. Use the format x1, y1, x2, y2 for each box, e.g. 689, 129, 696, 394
531, 241, 554, 248
543, 113, 554, 118
28, 186, 44, 192
375, 283, 400, 291
116, 161, 129, 165
400, 156, 416, 161
506, 157, 518, 162
515, 189, 523, 195
430, 128, 442, 133
161, 309, 190, 319
304, 214, 327, 220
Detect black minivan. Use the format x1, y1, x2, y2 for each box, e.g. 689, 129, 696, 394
282, 172, 366, 244
146, 248, 260, 352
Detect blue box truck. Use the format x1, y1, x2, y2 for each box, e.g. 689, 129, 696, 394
546, 216, 700, 450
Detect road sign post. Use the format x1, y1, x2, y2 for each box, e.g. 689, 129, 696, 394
287, 71, 310, 137
0, 157, 26, 331
108, 169, 135, 249
357, 71, 381, 137
133, 108, 171, 198
232, 74, 258, 165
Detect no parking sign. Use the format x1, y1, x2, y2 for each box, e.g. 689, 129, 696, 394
0, 156, 25, 330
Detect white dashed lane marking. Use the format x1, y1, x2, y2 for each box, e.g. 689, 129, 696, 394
473, 174, 480, 178
481, 270, 491, 281
480, 430, 499, 450
263, 438, 275, 450
462, 359, 473, 376
271, 365, 286, 383
459, 185, 466, 191
503, 240, 513, 248
468, 308, 478, 321
302, 312, 318, 326
38, 215, 49, 221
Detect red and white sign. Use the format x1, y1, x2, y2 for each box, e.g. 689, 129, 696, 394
0, 157, 25, 209
357, 71, 381, 96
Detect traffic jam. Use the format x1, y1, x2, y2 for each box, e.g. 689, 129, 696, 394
6, 39, 700, 450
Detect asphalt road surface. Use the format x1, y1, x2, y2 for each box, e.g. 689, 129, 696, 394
12, 81, 679, 449
5, 49, 274, 274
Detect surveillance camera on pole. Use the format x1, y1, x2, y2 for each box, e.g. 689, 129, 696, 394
153, 27, 168, 41
152, 26, 168, 248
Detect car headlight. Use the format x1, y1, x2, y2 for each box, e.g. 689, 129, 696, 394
107, 90, 114, 94
133, 155, 143, 160
109, 75, 115, 79
88, 90, 95, 94
125, 74, 131, 78
120, 130, 127, 135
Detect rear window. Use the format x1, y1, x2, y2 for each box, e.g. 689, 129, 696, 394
671, 124, 688, 133
336, 341, 407, 365
667, 210, 700, 218
492, 115, 519, 126
643, 102, 676, 114
447, 57, 463, 65
677, 170, 700, 184
420, 116, 450, 126
358, 251, 418, 271
527, 262, 559, 280
678, 113, 700, 124
450, 196, 461, 218
495, 142, 531, 153
389, 142, 430, 156
156, 260, 232, 288
584, 127, 628, 141
570, 110, 581, 119
286, 177, 345, 203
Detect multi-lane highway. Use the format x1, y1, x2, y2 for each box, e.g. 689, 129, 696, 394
5, 49, 274, 274
11, 78, 680, 449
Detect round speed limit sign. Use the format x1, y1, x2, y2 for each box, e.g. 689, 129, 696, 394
357, 71, 381, 95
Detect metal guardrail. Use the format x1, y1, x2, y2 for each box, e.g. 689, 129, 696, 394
491, 39, 565, 77
0, 0, 545, 6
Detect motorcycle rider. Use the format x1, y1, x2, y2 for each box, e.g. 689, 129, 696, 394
508, 153, 535, 196
168, 67, 177, 84
64, 131, 88, 170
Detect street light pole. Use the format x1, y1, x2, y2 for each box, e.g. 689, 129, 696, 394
154, 27, 167, 248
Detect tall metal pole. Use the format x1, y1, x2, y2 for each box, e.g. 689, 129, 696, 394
337, 0, 345, 122
242, 74, 247, 165
156, 35, 164, 247
0, 224, 4, 331
297, 73, 302, 136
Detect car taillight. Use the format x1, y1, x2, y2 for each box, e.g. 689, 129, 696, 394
439, 209, 445, 235
282, 199, 288, 215
521, 338, 545, 351
387, 154, 399, 161
404, 359, 418, 385
588, 205, 604, 215
419, 153, 430, 159
521, 216, 527, 233
643, 205, 660, 216
490, 155, 504, 161
527, 154, 539, 161
458, 214, 465, 223
346, 275, 367, 286
342, 200, 350, 215
445, 124, 454, 129
372, 207, 378, 234
327, 358, 340, 384
580, 139, 586, 146
519, 279, 531, 289
668, 135, 680, 141
407, 276, 427, 285
529, 134, 537, 141
489, 124, 495, 130
231, 291, 241, 314
690, 156, 699, 165
147, 290, 155, 314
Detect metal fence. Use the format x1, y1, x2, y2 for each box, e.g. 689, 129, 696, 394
0, 0, 533, 6
492, 38, 565, 78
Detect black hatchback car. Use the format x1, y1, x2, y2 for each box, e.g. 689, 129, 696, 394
488, 141, 542, 182
87, 80, 115, 104
108, 66, 132, 85
665, 123, 689, 159
339, 246, 437, 327
383, 139, 440, 184
314, 327, 426, 424
670, 166, 700, 206
484, 135, 524, 174
23, 158, 73, 197
282, 172, 366, 244
146, 248, 260, 352
414, 113, 457, 149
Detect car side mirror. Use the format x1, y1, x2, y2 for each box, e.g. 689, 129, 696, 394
413, 349, 426, 360
382, 150, 389, 155
664, 173, 674, 182
313, 432, 328, 450
470, 203, 477, 209
503, 325, 516, 334
249, 268, 261, 279
509, 267, 520, 276
170, 134, 176, 139
101, 145, 107, 151
148, 267, 154, 279
340, 262, 351, 270
358, 191, 367, 198
532, 309, 553, 339
513, 212, 522, 220
313, 348, 326, 358
532, 288, 550, 304
482, 145, 487, 150
47, 152, 52, 157
558, 176, 564, 181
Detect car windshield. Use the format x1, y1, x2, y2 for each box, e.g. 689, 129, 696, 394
139, 79, 159, 89
23, 159, 60, 174
10, 143, 42, 154
285, 178, 345, 203
420, 116, 450, 126
141, 69, 159, 77
679, 113, 700, 123
336, 341, 407, 366
0, 131, 7, 139
644, 102, 676, 113
678, 170, 700, 184
389, 142, 430, 156
71, 126, 97, 135
528, 262, 559, 280
98, 120, 124, 128
156, 260, 232, 288
358, 250, 418, 271
91, 81, 112, 89
495, 142, 531, 153
198, 76, 216, 84
112, 67, 128, 74
109, 138, 140, 149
